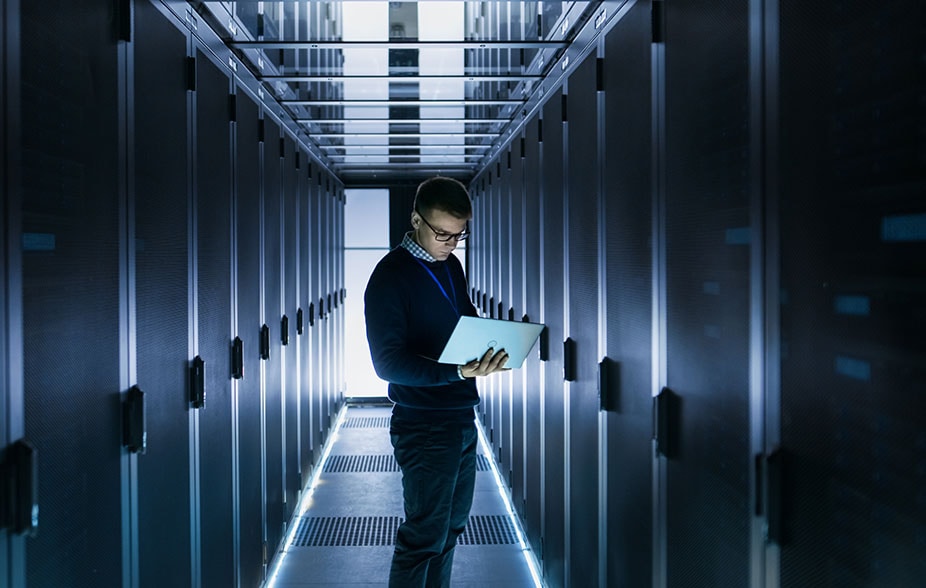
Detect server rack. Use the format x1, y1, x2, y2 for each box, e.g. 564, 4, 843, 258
3, 2, 345, 586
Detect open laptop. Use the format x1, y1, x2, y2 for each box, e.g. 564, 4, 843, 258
437, 316, 545, 369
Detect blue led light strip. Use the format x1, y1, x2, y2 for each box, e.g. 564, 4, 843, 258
265, 405, 349, 587
475, 423, 544, 588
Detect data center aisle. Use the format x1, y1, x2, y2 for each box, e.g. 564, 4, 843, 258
270, 404, 539, 587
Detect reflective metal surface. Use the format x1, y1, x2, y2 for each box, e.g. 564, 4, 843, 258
192, 1, 602, 184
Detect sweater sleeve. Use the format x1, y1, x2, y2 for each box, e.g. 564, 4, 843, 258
364, 260, 461, 387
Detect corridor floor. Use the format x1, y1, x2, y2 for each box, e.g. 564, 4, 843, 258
267, 404, 540, 587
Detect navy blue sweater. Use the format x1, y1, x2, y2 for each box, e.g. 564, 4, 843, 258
364, 246, 479, 421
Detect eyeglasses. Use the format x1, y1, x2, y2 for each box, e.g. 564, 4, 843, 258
415, 208, 470, 242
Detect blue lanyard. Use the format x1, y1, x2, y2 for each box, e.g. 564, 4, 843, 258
413, 258, 459, 318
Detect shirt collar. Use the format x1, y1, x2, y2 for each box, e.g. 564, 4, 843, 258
401, 231, 437, 263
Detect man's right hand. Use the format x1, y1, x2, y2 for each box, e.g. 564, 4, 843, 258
460, 347, 510, 378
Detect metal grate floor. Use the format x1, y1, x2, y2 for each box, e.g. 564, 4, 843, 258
293, 515, 518, 547
271, 406, 538, 587
324, 454, 491, 473
341, 416, 391, 429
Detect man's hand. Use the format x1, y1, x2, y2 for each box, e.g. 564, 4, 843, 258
460, 348, 510, 378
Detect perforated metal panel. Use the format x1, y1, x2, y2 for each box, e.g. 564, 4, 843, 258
21, 1, 123, 584
195, 47, 235, 588
541, 89, 567, 587
324, 454, 490, 473
298, 153, 314, 481
509, 135, 527, 515
133, 8, 193, 586
342, 416, 390, 429
522, 117, 544, 558
234, 89, 265, 588
565, 49, 601, 588
263, 116, 285, 553
292, 515, 517, 547
283, 135, 301, 518
602, 4, 654, 586
663, 0, 751, 585
294, 516, 401, 547
777, 1, 926, 586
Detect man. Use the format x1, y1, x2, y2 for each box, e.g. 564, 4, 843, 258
364, 176, 508, 587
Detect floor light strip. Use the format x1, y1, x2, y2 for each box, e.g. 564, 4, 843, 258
476, 423, 545, 588
265, 404, 349, 588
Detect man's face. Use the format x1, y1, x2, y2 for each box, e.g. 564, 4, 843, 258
412, 207, 470, 261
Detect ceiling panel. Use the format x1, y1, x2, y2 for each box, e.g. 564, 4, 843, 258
193, 0, 604, 185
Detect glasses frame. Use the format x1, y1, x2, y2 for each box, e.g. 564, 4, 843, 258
415, 208, 470, 242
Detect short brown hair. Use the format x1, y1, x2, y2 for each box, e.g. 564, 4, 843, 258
414, 176, 472, 219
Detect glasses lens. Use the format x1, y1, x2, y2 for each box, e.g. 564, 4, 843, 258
434, 229, 469, 242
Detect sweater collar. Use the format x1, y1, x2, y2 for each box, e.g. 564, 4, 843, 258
401, 231, 437, 263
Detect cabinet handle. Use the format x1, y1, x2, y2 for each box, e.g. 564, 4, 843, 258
296, 307, 304, 335
123, 385, 147, 454
598, 357, 614, 412
539, 326, 549, 361
281, 315, 289, 346
653, 387, 677, 458
4, 439, 39, 536
231, 336, 244, 379
190, 355, 205, 408
260, 324, 270, 360
563, 338, 577, 381
766, 448, 786, 545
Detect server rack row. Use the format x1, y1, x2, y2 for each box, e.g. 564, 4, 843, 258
468, 1, 924, 587
2, 1, 345, 586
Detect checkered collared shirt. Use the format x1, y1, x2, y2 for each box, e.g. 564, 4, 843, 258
401, 231, 436, 263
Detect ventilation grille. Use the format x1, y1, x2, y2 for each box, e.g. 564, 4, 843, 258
324, 454, 491, 473
325, 455, 398, 473
459, 515, 518, 545
342, 417, 391, 429
294, 516, 401, 547
292, 515, 517, 547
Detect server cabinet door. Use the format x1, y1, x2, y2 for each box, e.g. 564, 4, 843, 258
319, 177, 331, 432
522, 117, 544, 554
777, 2, 926, 585
282, 136, 300, 518
540, 89, 567, 588
487, 164, 501, 461
195, 46, 235, 588
498, 155, 513, 483
234, 90, 264, 588
134, 7, 193, 586
298, 157, 314, 484
21, 0, 123, 583
663, 1, 752, 585
509, 137, 527, 512
262, 117, 285, 554
312, 173, 325, 460
602, 4, 654, 586
565, 50, 601, 588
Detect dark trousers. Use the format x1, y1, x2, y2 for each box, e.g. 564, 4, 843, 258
389, 418, 478, 588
